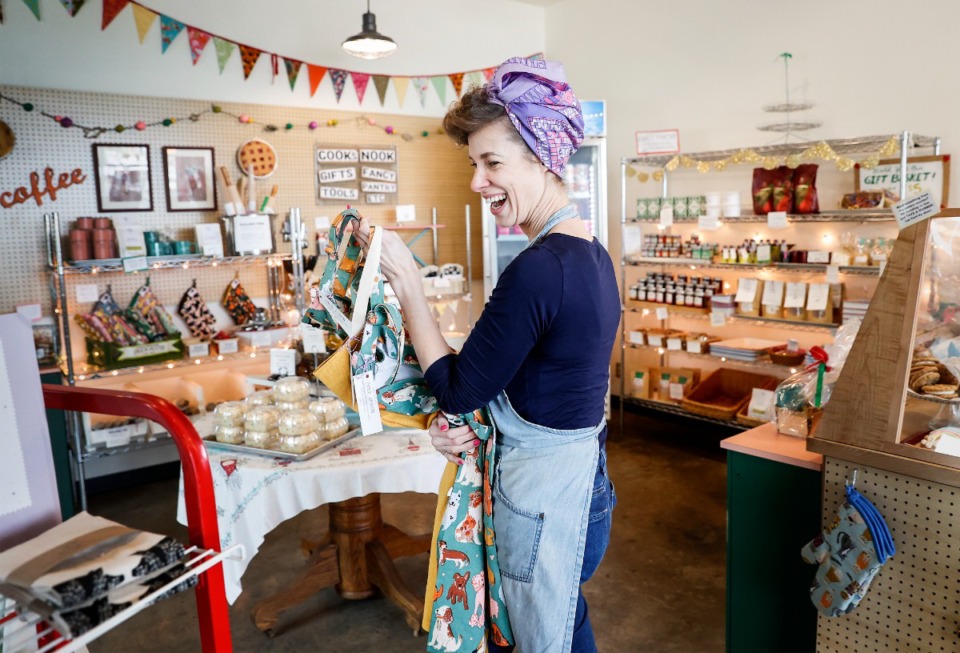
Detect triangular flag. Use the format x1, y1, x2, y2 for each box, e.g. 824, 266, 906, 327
284, 59, 302, 91
412, 77, 430, 108
352, 72, 370, 104
131, 4, 156, 44
465, 71, 484, 91
529, 52, 544, 60
329, 69, 348, 102
307, 64, 327, 97
186, 27, 211, 65
101, 0, 128, 30
20, 0, 39, 20
159, 15, 185, 54
373, 75, 391, 106
213, 37, 234, 74
431, 76, 447, 106
57, 0, 85, 17
393, 77, 410, 106
482, 67, 496, 81
238, 44, 261, 80
448, 73, 464, 98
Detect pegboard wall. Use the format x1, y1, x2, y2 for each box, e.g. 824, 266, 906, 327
818, 458, 960, 652
0, 84, 479, 338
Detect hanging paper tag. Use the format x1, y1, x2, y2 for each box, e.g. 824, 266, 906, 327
826, 264, 841, 284
122, 256, 148, 273
270, 348, 296, 376
76, 284, 100, 303
767, 211, 788, 229
710, 311, 727, 327
655, 307, 669, 320
807, 283, 830, 311
352, 371, 384, 435
893, 191, 938, 229
666, 336, 683, 351
318, 290, 355, 335
761, 280, 784, 307
787, 339, 800, 353
659, 204, 673, 227
301, 324, 327, 354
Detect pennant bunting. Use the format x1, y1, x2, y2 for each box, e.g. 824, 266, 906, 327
352, 72, 370, 104
412, 77, 430, 108
482, 67, 496, 81
393, 77, 410, 107
21, 0, 39, 20
372, 75, 391, 106
448, 73, 464, 98
431, 76, 447, 106
465, 71, 484, 91
284, 58, 302, 91
238, 44, 261, 80
213, 37, 235, 74
101, 0, 129, 30
329, 69, 348, 102
159, 15, 185, 54
270, 54, 279, 83
186, 27, 211, 65
307, 65, 327, 97
131, 3, 156, 44
57, 0, 85, 17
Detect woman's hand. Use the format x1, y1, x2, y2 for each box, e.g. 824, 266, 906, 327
429, 414, 481, 465
354, 216, 420, 287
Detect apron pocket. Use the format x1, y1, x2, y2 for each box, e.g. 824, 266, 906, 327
494, 474, 544, 583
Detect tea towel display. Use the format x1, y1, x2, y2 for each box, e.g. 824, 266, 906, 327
801, 475, 896, 616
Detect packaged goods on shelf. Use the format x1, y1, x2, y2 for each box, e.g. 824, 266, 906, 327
735, 278, 763, 317
682, 368, 778, 421
646, 328, 685, 348
628, 330, 647, 345
805, 282, 834, 324
630, 368, 654, 399
842, 299, 870, 323
783, 282, 808, 319
657, 367, 701, 403
685, 334, 720, 354
761, 280, 785, 318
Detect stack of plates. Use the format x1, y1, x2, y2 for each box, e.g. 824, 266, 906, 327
843, 300, 870, 323
710, 337, 786, 362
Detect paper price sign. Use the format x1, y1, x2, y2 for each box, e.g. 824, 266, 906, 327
270, 348, 297, 377
655, 307, 669, 321
826, 265, 841, 284
709, 312, 727, 327
301, 324, 327, 354
893, 191, 938, 229
767, 211, 788, 229
666, 337, 683, 351
352, 371, 384, 435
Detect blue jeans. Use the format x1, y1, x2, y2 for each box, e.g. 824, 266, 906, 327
490, 447, 615, 652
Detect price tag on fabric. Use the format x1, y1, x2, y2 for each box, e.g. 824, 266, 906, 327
655, 307, 669, 321
270, 348, 296, 377
893, 191, 939, 229
659, 204, 673, 227
698, 214, 720, 231
301, 324, 327, 354
318, 290, 354, 336
666, 337, 683, 351
352, 371, 384, 435
75, 284, 99, 303
826, 264, 841, 284
668, 382, 685, 401
710, 311, 727, 327
767, 211, 788, 229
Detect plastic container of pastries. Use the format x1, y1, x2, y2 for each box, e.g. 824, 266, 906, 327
278, 431, 323, 454
276, 399, 310, 412
309, 397, 346, 422
247, 390, 275, 407
213, 400, 248, 427
244, 405, 281, 432
278, 409, 321, 436
318, 416, 350, 441
244, 429, 279, 450
273, 376, 312, 403
213, 424, 245, 444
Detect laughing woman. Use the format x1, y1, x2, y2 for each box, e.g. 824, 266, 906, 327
357, 57, 619, 652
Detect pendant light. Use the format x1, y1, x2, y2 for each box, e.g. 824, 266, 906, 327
342, 0, 397, 60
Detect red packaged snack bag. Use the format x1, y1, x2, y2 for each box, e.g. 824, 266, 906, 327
752, 168, 775, 215
793, 164, 820, 214
771, 166, 794, 213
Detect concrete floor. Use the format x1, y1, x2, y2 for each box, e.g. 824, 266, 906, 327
87, 408, 735, 652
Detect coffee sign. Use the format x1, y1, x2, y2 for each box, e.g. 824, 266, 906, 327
1, 167, 87, 209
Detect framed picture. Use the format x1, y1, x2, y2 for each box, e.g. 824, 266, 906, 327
162, 146, 217, 212
92, 143, 153, 212
32, 323, 58, 367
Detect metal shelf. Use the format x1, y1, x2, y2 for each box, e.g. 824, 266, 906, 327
78, 435, 176, 462
68, 348, 272, 382
53, 253, 292, 275
625, 210, 896, 224
624, 342, 796, 375
625, 257, 881, 276
623, 302, 839, 333
622, 396, 748, 430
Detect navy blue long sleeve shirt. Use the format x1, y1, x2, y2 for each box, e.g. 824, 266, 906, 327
424, 233, 620, 447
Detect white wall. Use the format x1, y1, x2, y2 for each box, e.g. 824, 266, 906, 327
545, 0, 960, 244
0, 0, 545, 116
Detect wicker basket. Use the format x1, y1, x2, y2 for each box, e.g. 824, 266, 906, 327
681, 368, 779, 421
735, 402, 771, 429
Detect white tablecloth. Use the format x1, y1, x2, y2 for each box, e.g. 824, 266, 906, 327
176, 429, 446, 604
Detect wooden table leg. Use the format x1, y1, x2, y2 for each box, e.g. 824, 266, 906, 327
252, 493, 432, 637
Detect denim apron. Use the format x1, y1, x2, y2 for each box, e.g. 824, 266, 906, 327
489, 204, 605, 652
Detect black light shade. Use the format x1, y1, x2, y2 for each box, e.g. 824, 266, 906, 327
342, 3, 397, 60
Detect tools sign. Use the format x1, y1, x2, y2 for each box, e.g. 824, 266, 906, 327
315, 145, 398, 206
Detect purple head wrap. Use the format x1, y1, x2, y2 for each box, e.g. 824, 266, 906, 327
486, 57, 584, 176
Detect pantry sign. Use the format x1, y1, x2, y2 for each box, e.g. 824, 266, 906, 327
315, 145, 398, 206
856, 155, 950, 208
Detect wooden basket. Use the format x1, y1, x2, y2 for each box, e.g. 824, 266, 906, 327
735, 402, 770, 429
681, 368, 779, 421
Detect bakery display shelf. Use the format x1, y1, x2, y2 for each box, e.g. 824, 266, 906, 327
0, 545, 244, 653
54, 253, 292, 275
625, 210, 895, 224
624, 343, 796, 375
622, 396, 748, 431
626, 257, 881, 276
68, 348, 272, 382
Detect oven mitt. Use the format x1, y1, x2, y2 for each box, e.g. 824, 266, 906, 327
222, 277, 257, 325
129, 280, 179, 339
801, 484, 895, 617
178, 285, 217, 340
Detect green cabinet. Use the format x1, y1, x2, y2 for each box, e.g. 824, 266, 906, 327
40, 370, 76, 519
726, 450, 820, 653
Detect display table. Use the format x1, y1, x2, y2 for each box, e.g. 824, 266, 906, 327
176, 428, 446, 635
721, 423, 823, 653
